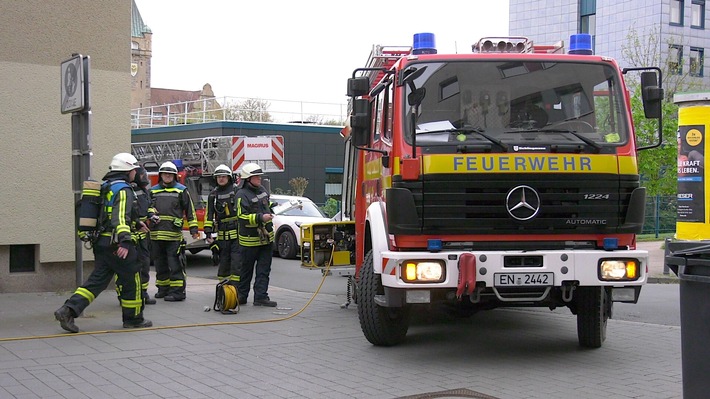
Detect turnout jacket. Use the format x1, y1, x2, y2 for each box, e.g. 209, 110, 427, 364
203, 183, 239, 241
236, 183, 275, 247
148, 181, 199, 241
131, 183, 154, 241
98, 172, 139, 248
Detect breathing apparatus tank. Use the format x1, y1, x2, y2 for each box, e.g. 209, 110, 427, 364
77, 180, 103, 234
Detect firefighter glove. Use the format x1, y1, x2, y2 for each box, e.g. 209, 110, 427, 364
173, 218, 183, 228
211, 243, 220, 266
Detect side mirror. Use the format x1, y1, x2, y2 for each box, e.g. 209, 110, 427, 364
350, 98, 371, 147
347, 77, 370, 97
641, 71, 663, 119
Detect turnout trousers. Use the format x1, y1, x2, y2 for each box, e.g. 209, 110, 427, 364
63, 239, 145, 324
136, 235, 151, 299
217, 238, 241, 285
151, 239, 185, 298
237, 244, 272, 302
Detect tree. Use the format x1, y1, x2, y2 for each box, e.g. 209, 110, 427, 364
621, 25, 708, 196
289, 177, 308, 196
224, 98, 273, 122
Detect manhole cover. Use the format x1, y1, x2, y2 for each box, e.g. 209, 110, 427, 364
397, 388, 499, 399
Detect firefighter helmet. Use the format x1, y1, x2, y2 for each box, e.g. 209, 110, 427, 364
110, 153, 139, 172
159, 161, 178, 175
240, 163, 264, 179
214, 164, 232, 176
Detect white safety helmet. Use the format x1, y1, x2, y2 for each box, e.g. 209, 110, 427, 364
213, 164, 232, 176
240, 163, 264, 179
110, 153, 139, 172
159, 161, 178, 175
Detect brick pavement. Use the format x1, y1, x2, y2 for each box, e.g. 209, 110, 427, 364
0, 242, 683, 398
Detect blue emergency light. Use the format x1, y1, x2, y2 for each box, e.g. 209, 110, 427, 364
603, 237, 619, 251
569, 34, 593, 55
427, 239, 443, 252
413, 32, 437, 55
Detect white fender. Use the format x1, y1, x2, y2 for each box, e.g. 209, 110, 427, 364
365, 201, 389, 274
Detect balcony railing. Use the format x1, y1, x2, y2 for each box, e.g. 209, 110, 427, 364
132, 96, 347, 129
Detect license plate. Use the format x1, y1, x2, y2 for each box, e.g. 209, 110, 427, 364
494, 272, 553, 287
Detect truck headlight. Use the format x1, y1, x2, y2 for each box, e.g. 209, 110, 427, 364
599, 259, 639, 281
401, 260, 445, 283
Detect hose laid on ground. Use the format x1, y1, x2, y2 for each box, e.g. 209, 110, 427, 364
0, 255, 337, 343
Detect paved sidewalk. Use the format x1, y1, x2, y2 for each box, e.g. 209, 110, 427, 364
0, 242, 681, 398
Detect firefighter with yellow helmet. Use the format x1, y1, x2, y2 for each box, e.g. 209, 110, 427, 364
54, 153, 152, 332
203, 164, 242, 285
236, 163, 277, 307
148, 161, 199, 302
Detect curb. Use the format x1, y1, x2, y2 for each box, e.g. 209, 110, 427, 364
648, 275, 679, 284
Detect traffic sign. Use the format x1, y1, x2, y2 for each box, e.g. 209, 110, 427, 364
61, 54, 85, 114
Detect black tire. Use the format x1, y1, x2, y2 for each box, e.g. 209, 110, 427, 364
357, 250, 410, 346
277, 229, 297, 259
576, 286, 611, 348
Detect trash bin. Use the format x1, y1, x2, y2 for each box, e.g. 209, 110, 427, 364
665, 240, 710, 399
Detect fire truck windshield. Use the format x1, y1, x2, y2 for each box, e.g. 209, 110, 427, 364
403, 60, 629, 154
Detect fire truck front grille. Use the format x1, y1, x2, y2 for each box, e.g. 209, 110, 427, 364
387, 173, 643, 237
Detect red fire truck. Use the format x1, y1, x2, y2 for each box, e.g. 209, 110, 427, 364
342, 33, 663, 347
131, 135, 285, 253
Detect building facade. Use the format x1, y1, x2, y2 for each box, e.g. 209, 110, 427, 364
0, 1, 132, 292
131, 0, 152, 110
510, 0, 710, 88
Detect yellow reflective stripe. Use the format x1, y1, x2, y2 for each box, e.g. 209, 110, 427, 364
149, 231, 183, 240
221, 216, 239, 223
120, 299, 143, 308
169, 280, 184, 287
217, 230, 239, 240
204, 220, 214, 228
229, 275, 240, 282
75, 287, 95, 302
141, 282, 149, 290
188, 220, 198, 228
82, 188, 100, 196
116, 189, 129, 234
155, 279, 170, 287
159, 215, 180, 222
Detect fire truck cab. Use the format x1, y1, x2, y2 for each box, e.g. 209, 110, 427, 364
343, 33, 663, 348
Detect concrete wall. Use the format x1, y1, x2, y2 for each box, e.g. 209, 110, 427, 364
0, 0, 131, 292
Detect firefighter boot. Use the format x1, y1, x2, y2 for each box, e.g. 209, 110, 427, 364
253, 297, 277, 307
123, 319, 153, 329
154, 287, 169, 299
143, 291, 157, 305
54, 306, 79, 333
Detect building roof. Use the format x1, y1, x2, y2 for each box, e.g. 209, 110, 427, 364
131, 0, 152, 38
151, 88, 203, 107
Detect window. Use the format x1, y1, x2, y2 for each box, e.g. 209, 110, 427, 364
10, 245, 35, 273
692, 0, 705, 28
671, 0, 684, 25
690, 47, 704, 76
669, 45, 683, 75
131, 41, 139, 50
384, 83, 394, 141
579, 0, 596, 51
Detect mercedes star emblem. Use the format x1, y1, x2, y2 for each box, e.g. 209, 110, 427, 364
506, 185, 540, 221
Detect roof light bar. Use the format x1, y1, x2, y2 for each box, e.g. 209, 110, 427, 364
473, 37, 532, 53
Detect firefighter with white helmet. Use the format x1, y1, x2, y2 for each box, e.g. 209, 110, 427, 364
55, 153, 152, 332
236, 163, 277, 307
148, 160, 199, 301
203, 164, 242, 287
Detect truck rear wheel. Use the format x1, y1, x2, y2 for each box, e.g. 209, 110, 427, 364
576, 286, 611, 348
357, 250, 410, 346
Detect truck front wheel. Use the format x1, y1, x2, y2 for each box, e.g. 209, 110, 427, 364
357, 250, 410, 346
575, 286, 612, 348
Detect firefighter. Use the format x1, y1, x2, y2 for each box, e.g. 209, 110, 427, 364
236, 163, 277, 307
54, 153, 152, 332
149, 161, 199, 302
203, 164, 241, 286
132, 166, 158, 305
